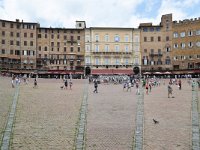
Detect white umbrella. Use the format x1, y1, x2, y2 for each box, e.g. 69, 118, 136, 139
164, 71, 171, 74
143, 72, 151, 75
154, 72, 161, 74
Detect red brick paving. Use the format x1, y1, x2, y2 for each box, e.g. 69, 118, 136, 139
11, 79, 85, 150
0, 77, 15, 146
143, 80, 192, 150
0, 78, 197, 150
86, 83, 136, 150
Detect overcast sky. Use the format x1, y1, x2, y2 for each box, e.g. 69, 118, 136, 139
0, 0, 200, 28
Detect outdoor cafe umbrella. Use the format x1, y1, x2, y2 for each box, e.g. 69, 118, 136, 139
154, 72, 161, 74
164, 71, 171, 74
143, 72, 151, 75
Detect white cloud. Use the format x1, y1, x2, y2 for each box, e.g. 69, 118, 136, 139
0, 0, 199, 28
0, 0, 146, 27
145, 0, 157, 12
0, 0, 145, 27
157, 0, 200, 22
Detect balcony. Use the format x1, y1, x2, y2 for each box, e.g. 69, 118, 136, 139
0, 54, 8, 58
92, 63, 132, 67
7, 55, 21, 59
149, 53, 163, 57
92, 51, 132, 55
67, 40, 77, 43
77, 56, 84, 60
85, 62, 92, 66
67, 52, 77, 55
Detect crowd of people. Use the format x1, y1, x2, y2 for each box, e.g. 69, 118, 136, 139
8, 73, 74, 90
88, 74, 200, 98
1, 73, 199, 97
11, 74, 29, 88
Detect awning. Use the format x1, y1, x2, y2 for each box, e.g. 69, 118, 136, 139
38, 71, 48, 74
75, 71, 84, 74
112, 69, 133, 75
194, 70, 200, 73
59, 71, 74, 74
164, 71, 172, 74
47, 71, 60, 74
91, 69, 113, 75
172, 70, 199, 74
10, 70, 33, 74
154, 72, 162, 74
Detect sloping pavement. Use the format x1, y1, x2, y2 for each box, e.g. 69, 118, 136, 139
86, 83, 137, 150
0, 77, 15, 147
10, 79, 85, 150
143, 80, 192, 150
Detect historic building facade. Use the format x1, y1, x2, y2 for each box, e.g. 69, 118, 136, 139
0, 19, 38, 73
0, 19, 85, 76
1, 14, 200, 76
36, 21, 85, 75
172, 18, 200, 73
139, 14, 173, 73
84, 27, 140, 75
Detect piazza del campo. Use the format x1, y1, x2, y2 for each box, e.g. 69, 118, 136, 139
0, 9, 200, 150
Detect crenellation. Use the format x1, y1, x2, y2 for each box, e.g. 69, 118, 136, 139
173, 17, 200, 25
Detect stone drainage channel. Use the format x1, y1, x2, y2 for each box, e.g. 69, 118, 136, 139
1, 86, 20, 150
134, 86, 144, 150
192, 79, 200, 150
74, 80, 89, 150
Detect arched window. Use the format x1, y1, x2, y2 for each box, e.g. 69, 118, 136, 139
173, 32, 178, 38
165, 44, 171, 52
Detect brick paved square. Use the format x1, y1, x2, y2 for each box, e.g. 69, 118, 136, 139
86, 83, 136, 150
10, 78, 85, 150
0, 77, 199, 150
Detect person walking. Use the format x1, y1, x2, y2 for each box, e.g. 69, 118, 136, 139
145, 83, 149, 94
198, 79, 200, 90
136, 82, 140, 95
168, 84, 173, 98
64, 79, 68, 89
93, 79, 98, 93
123, 82, 127, 91
33, 78, 38, 88
192, 80, 195, 91
178, 79, 182, 90
142, 79, 146, 87
69, 79, 73, 90
11, 76, 15, 88
127, 82, 132, 92
149, 82, 152, 92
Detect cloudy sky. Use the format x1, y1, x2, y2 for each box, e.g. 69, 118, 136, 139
0, 0, 200, 28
